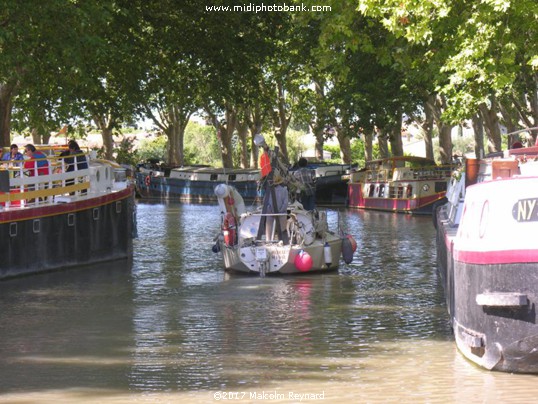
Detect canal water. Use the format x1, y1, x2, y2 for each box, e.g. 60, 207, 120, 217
0, 201, 537, 403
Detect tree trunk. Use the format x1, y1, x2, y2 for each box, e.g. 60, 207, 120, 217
471, 114, 485, 159
312, 125, 324, 161
0, 83, 15, 147
273, 81, 290, 165
93, 113, 115, 160
388, 114, 403, 157
218, 105, 237, 169
247, 105, 263, 168
236, 119, 249, 168
377, 128, 390, 159
144, 104, 192, 166
336, 127, 352, 164
438, 124, 453, 164
30, 126, 52, 145
364, 131, 374, 162
166, 124, 181, 166
499, 101, 519, 147
422, 96, 435, 160
166, 105, 191, 166
478, 100, 502, 153
429, 94, 452, 164
312, 78, 327, 161
333, 112, 352, 164
31, 128, 40, 144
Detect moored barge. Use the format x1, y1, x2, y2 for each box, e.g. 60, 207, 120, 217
435, 138, 538, 373
346, 156, 452, 214
0, 147, 135, 280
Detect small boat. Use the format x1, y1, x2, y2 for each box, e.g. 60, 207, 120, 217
345, 156, 453, 214
0, 146, 136, 280
212, 136, 356, 276
435, 130, 538, 373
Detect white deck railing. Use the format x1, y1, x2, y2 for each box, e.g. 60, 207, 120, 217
0, 153, 90, 208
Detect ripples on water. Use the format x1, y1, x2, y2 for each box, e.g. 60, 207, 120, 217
0, 201, 537, 403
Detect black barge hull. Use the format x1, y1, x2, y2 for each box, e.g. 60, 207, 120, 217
436, 204, 538, 373
0, 187, 135, 280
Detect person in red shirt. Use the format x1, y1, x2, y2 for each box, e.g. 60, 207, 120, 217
260, 144, 272, 179
24, 144, 49, 176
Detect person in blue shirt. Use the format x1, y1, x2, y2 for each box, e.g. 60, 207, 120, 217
2, 144, 24, 162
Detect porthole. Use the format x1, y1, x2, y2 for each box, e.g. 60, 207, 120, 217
422, 184, 430, 192
33, 219, 40, 234
9, 222, 17, 237
68, 213, 75, 227
93, 208, 100, 220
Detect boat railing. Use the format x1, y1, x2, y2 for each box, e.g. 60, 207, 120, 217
0, 153, 91, 209
360, 164, 454, 183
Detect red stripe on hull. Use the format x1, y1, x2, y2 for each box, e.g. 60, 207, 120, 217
347, 183, 443, 213
0, 187, 133, 224
454, 248, 538, 265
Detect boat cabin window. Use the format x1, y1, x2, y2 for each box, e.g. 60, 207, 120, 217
378, 184, 385, 197
435, 182, 448, 193
210, 174, 218, 181
228, 174, 237, 181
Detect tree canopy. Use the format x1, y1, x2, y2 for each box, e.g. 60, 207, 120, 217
1, 0, 536, 166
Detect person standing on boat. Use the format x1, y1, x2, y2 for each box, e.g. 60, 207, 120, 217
293, 157, 316, 210
24, 144, 49, 176
265, 173, 288, 241
1, 144, 24, 162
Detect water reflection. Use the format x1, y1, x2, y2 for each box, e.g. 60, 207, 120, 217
0, 202, 537, 403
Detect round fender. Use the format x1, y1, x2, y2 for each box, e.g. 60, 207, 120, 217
342, 237, 354, 264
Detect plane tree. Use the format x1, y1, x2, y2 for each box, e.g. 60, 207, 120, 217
0, 1, 145, 157
358, 0, 538, 150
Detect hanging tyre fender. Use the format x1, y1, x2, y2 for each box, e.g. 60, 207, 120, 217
342, 236, 354, 264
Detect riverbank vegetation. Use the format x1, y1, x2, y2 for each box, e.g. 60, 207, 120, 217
0, 1, 536, 168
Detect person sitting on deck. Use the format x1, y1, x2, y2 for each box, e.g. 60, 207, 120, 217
66, 140, 88, 172
1, 144, 24, 162
24, 144, 49, 176
60, 140, 88, 194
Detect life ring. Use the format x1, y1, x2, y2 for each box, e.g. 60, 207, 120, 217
222, 212, 237, 246
145, 175, 151, 186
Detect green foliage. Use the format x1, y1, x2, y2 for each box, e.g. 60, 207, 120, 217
114, 136, 139, 167
301, 138, 381, 166
433, 133, 475, 162
137, 135, 167, 163
283, 129, 308, 166
184, 122, 221, 166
